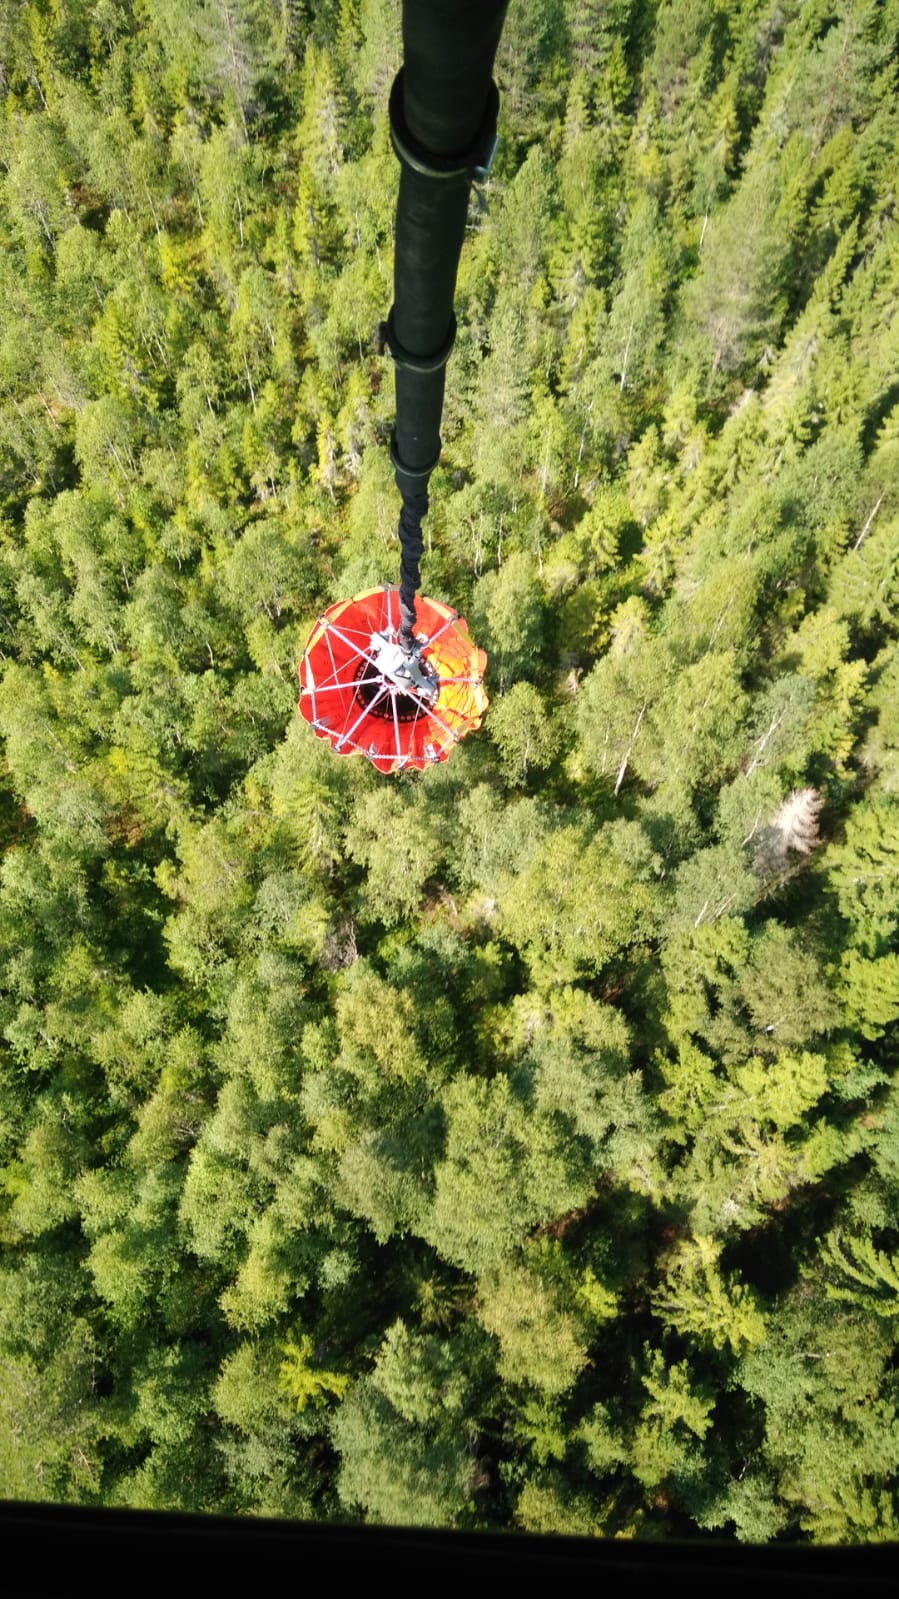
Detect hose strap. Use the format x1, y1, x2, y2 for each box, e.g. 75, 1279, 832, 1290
388, 70, 500, 183
380, 308, 457, 374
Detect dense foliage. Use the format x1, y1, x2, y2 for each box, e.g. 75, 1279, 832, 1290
1, 0, 898, 1542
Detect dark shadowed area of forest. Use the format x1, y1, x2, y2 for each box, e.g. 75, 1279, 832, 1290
1, 0, 898, 1541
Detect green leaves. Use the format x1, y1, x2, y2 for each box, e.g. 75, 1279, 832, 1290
498, 818, 663, 982
0, 0, 898, 1541
651, 1233, 766, 1354
332, 1321, 476, 1526
278, 1333, 349, 1410
488, 681, 559, 785
425, 1073, 583, 1271
819, 1233, 899, 1320
345, 785, 446, 926
828, 793, 899, 955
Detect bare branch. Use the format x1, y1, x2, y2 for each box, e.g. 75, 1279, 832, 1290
853, 494, 884, 552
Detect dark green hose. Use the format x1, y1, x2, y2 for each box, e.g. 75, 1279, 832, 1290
386, 0, 508, 647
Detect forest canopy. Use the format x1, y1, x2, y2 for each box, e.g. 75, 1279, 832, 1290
1, 0, 899, 1543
